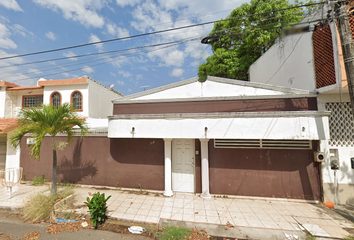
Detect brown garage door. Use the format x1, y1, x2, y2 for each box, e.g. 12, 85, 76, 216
0, 134, 6, 169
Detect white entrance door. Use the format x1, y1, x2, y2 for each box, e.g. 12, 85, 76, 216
172, 139, 195, 193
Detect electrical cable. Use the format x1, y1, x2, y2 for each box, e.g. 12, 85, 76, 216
0, 1, 323, 61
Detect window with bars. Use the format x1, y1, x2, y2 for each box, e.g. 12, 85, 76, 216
325, 102, 354, 147
71, 91, 82, 110
23, 95, 43, 108
51, 92, 61, 108
214, 139, 311, 149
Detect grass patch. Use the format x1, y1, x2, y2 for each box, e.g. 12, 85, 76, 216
156, 226, 192, 240
23, 186, 75, 222
306, 233, 316, 240
31, 174, 48, 186
344, 236, 354, 240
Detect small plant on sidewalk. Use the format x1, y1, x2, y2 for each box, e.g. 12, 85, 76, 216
31, 174, 48, 186
84, 192, 111, 229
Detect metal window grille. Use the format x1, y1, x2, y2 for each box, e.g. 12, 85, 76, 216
52, 93, 61, 108
325, 102, 354, 147
23, 96, 43, 108
214, 139, 311, 149
72, 92, 82, 110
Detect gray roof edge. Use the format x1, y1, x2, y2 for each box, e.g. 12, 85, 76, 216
84, 75, 124, 97
206, 76, 314, 94
112, 77, 197, 102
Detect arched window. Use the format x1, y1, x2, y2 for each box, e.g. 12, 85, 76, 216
51, 92, 61, 108
71, 91, 82, 111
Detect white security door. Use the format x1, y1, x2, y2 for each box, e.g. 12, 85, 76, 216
172, 139, 195, 193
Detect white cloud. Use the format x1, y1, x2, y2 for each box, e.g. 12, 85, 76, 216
82, 66, 94, 73
110, 72, 116, 76
118, 70, 131, 78
136, 74, 143, 80
12, 24, 34, 38
45, 31, 56, 40
116, 80, 124, 85
89, 33, 103, 50
0, 0, 23, 12
0, 23, 17, 49
28, 68, 42, 74
115, 0, 142, 7
106, 22, 129, 38
171, 68, 184, 77
33, 0, 106, 28
63, 51, 77, 61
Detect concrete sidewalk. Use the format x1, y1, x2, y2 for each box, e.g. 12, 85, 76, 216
2, 185, 354, 240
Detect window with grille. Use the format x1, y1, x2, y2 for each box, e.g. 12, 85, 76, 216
51, 92, 61, 108
325, 102, 354, 147
71, 91, 82, 110
23, 95, 43, 108
214, 139, 311, 149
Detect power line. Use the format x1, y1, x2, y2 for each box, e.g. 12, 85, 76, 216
8, 37, 203, 84
4, 17, 325, 84
0, 1, 322, 61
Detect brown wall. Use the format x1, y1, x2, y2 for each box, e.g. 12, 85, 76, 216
20, 137, 320, 200
113, 98, 317, 115
20, 137, 165, 190
208, 141, 321, 200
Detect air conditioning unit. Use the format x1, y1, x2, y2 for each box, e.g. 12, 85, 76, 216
314, 152, 325, 162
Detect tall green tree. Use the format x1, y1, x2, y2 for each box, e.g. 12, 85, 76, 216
11, 103, 88, 196
198, 0, 305, 81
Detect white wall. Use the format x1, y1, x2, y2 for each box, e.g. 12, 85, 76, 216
249, 32, 316, 91
318, 93, 354, 185
5, 131, 20, 169
5, 89, 44, 118
109, 115, 329, 140
0, 88, 6, 118
43, 84, 89, 117
88, 79, 122, 118
135, 81, 286, 101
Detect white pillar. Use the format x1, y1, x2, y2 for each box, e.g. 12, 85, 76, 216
200, 139, 211, 199
163, 138, 173, 197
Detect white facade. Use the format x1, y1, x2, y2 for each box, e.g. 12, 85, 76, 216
0, 76, 123, 170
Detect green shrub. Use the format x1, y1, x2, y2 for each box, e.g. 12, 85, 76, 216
84, 192, 111, 228
31, 174, 47, 185
23, 186, 75, 222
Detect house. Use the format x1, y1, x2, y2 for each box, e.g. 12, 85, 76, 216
106, 76, 329, 200
18, 75, 329, 200
0, 76, 123, 172
249, 5, 354, 204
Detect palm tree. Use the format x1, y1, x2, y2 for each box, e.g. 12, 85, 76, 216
11, 103, 88, 196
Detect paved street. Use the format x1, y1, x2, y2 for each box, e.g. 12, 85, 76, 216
0, 210, 150, 240
2, 185, 354, 239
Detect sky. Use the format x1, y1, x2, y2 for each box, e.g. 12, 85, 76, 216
0, 0, 246, 95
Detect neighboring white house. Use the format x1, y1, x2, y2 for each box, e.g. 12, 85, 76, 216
0, 76, 123, 170
249, 5, 354, 204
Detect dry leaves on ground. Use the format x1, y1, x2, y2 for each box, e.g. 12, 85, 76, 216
21, 231, 41, 240
225, 221, 234, 230
47, 221, 89, 234
188, 228, 211, 240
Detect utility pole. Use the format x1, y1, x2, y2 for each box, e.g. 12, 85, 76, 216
336, 0, 354, 117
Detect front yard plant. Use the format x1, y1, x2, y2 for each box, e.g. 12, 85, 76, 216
23, 186, 75, 222
84, 192, 111, 229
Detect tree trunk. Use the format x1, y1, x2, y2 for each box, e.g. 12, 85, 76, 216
52, 136, 57, 196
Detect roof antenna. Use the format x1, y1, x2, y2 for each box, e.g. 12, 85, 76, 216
140, 85, 150, 91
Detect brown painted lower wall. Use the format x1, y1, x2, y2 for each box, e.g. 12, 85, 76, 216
208, 141, 321, 200
20, 137, 320, 200
20, 137, 165, 190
